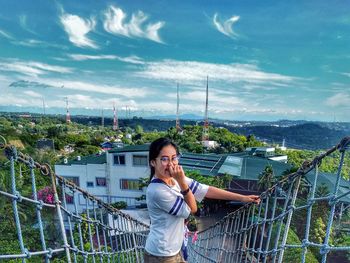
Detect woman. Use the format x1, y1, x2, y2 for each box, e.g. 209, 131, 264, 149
144, 138, 260, 263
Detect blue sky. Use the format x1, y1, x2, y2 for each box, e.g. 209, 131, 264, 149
0, 0, 349, 121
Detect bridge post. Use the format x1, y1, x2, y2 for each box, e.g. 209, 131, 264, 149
48, 165, 72, 263
277, 176, 301, 263
321, 148, 347, 263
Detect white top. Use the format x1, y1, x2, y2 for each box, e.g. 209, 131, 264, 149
145, 176, 209, 256
183, 224, 189, 246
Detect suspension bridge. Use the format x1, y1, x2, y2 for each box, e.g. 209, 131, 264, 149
0, 137, 349, 262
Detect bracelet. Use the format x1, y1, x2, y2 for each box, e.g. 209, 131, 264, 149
181, 188, 190, 196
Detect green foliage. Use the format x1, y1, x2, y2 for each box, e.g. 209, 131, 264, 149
270, 224, 318, 263
187, 214, 198, 231
311, 217, 327, 243
110, 201, 127, 209
258, 164, 275, 191
185, 170, 231, 189
284, 149, 350, 180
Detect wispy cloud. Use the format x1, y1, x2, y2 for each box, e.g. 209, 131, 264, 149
0, 60, 73, 77
325, 92, 350, 107
137, 60, 296, 85
213, 13, 240, 38
19, 15, 37, 35
103, 5, 165, 43
60, 13, 97, 48
9, 80, 54, 89
68, 54, 144, 64
117, 55, 144, 64
0, 29, 13, 39
14, 39, 68, 50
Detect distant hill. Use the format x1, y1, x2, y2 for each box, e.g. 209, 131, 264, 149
227, 123, 348, 150
3, 112, 349, 150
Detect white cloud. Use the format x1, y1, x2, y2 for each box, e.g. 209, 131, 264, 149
55, 94, 137, 109
117, 55, 144, 64
325, 93, 350, 107
137, 60, 296, 85
23, 90, 42, 98
213, 13, 240, 38
41, 79, 151, 98
68, 54, 144, 64
60, 13, 97, 48
167, 89, 244, 106
103, 5, 165, 43
341, 72, 350, 78
68, 54, 118, 61
0, 60, 73, 77
0, 93, 37, 107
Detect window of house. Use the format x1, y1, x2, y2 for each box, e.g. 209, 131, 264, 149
120, 179, 142, 190
65, 194, 74, 204
64, 176, 80, 186
96, 177, 107, 187
132, 155, 148, 166
87, 181, 94, 187
114, 155, 126, 165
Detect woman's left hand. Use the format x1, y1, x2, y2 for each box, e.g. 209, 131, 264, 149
241, 195, 260, 204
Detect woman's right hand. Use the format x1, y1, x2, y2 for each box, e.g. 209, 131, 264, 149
169, 164, 186, 185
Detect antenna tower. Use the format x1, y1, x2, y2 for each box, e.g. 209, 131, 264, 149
65, 97, 71, 124
176, 83, 181, 132
101, 109, 104, 127
113, 103, 118, 130
202, 76, 209, 141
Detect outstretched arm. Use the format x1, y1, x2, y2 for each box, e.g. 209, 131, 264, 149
205, 186, 260, 204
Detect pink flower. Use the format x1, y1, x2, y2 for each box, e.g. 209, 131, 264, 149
36, 187, 55, 204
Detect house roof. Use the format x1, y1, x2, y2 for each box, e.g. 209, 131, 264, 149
108, 144, 150, 153
305, 172, 350, 203
60, 153, 106, 165
180, 152, 291, 179
180, 152, 226, 176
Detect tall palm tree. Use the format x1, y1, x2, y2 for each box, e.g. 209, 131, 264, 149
258, 164, 275, 191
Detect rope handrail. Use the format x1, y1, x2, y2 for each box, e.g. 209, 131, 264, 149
189, 136, 350, 263
0, 144, 149, 262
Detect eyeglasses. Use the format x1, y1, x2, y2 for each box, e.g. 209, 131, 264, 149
157, 155, 181, 165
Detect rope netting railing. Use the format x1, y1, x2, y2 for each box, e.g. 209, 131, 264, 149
1, 137, 350, 263
0, 144, 149, 263
189, 137, 350, 263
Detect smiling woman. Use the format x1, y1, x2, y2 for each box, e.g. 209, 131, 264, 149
144, 137, 260, 262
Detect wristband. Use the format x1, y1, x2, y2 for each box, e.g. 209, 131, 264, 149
181, 188, 190, 196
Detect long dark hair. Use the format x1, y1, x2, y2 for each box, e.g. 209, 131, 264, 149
149, 137, 179, 181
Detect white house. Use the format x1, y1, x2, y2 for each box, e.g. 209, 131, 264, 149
54, 144, 150, 213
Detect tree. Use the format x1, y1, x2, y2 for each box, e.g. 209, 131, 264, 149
258, 164, 275, 191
